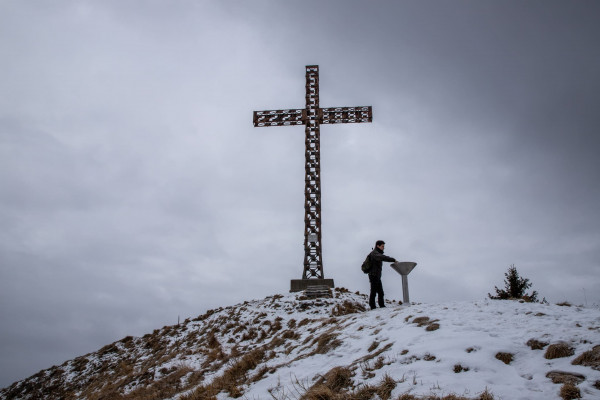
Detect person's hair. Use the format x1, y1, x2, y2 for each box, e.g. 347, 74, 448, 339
376, 240, 385, 247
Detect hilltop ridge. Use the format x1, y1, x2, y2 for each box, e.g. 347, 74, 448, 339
1, 289, 599, 400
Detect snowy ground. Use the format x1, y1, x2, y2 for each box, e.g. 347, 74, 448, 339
231, 294, 600, 400
2, 290, 599, 400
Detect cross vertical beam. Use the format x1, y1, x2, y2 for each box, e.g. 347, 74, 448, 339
253, 65, 373, 287
303, 66, 322, 279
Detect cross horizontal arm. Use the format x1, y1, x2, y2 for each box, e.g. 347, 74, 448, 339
319, 106, 372, 124
253, 109, 306, 127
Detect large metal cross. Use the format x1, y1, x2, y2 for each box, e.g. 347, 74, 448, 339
253, 65, 372, 284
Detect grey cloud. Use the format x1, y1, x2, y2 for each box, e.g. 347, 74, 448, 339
1, 0, 599, 388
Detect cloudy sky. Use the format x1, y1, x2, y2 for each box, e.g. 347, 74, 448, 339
1, 0, 599, 388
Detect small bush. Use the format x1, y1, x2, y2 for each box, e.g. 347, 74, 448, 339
488, 264, 539, 302
545, 343, 574, 359
495, 352, 513, 364
559, 383, 581, 400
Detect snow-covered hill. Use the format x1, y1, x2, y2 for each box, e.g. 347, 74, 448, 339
1, 289, 599, 400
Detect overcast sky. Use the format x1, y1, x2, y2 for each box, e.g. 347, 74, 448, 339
1, 0, 599, 388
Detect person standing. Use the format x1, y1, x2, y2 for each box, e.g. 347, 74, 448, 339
368, 240, 396, 310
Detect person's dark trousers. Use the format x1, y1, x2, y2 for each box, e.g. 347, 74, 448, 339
369, 275, 385, 309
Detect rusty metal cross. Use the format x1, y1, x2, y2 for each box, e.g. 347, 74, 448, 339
253, 65, 373, 283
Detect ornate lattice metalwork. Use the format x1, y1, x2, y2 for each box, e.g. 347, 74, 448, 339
253, 65, 373, 280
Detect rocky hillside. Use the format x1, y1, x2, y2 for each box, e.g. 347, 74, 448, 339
1, 288, 599, 400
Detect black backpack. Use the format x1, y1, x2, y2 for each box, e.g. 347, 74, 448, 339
361, 253, 372, 274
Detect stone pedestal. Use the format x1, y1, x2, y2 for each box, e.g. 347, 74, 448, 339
290, 279, 334, 292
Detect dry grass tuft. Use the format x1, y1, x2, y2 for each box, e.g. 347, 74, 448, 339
545, 342, 575, 360
495, 352, 513, 365
331, 300, 366, 316
300, 384, 337, 400
282, 329, 301, 340
376, 373, 396, 400
477, 388, 496, 400
314, 332, 342, 354
353, 384, 378, 400
559, 383, 581, 400
571, 345, 600, 370
412, 316, 430, 326
186, 347, 266, 399
453, 364, 469, 373
526, 338, 549, 350
556, 301, 572, 307
412, 316, 440, 331
426, 323, 440, 331
322, 366, 353, 391
298, 318, 311, 327
367, 340, 379, 352
546, 371, 585, 385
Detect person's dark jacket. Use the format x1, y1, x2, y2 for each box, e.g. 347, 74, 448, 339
368, 247, 396, 279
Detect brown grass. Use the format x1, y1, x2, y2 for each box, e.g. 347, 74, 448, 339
453, 364, 469, 373
412, 316, 430, 326
314, 332, 342, 354
412, 316, 440, 331
353, 384, 378, 400
477, 388, 496, 400
331, 300, 367, 316
559, 383, 581, 400
373, 356, 385, 369
426, 323, 441, 331
526, 338, 549, 350
376, 374, 396, 400
495, 352, 513, 364
182, 348, 267, 399
367, 341, 379, 352
556, 301, 572, 307
322, 366, 353, 391
545, 342, 574, 359
546, 371, 585, 385
571, 345, 600, 369
301, 384, 337, 400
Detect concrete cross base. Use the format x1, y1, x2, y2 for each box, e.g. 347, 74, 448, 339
290, 279, 335, 292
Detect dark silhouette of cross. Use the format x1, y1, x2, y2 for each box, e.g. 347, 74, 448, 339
253, 65, 372, 286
